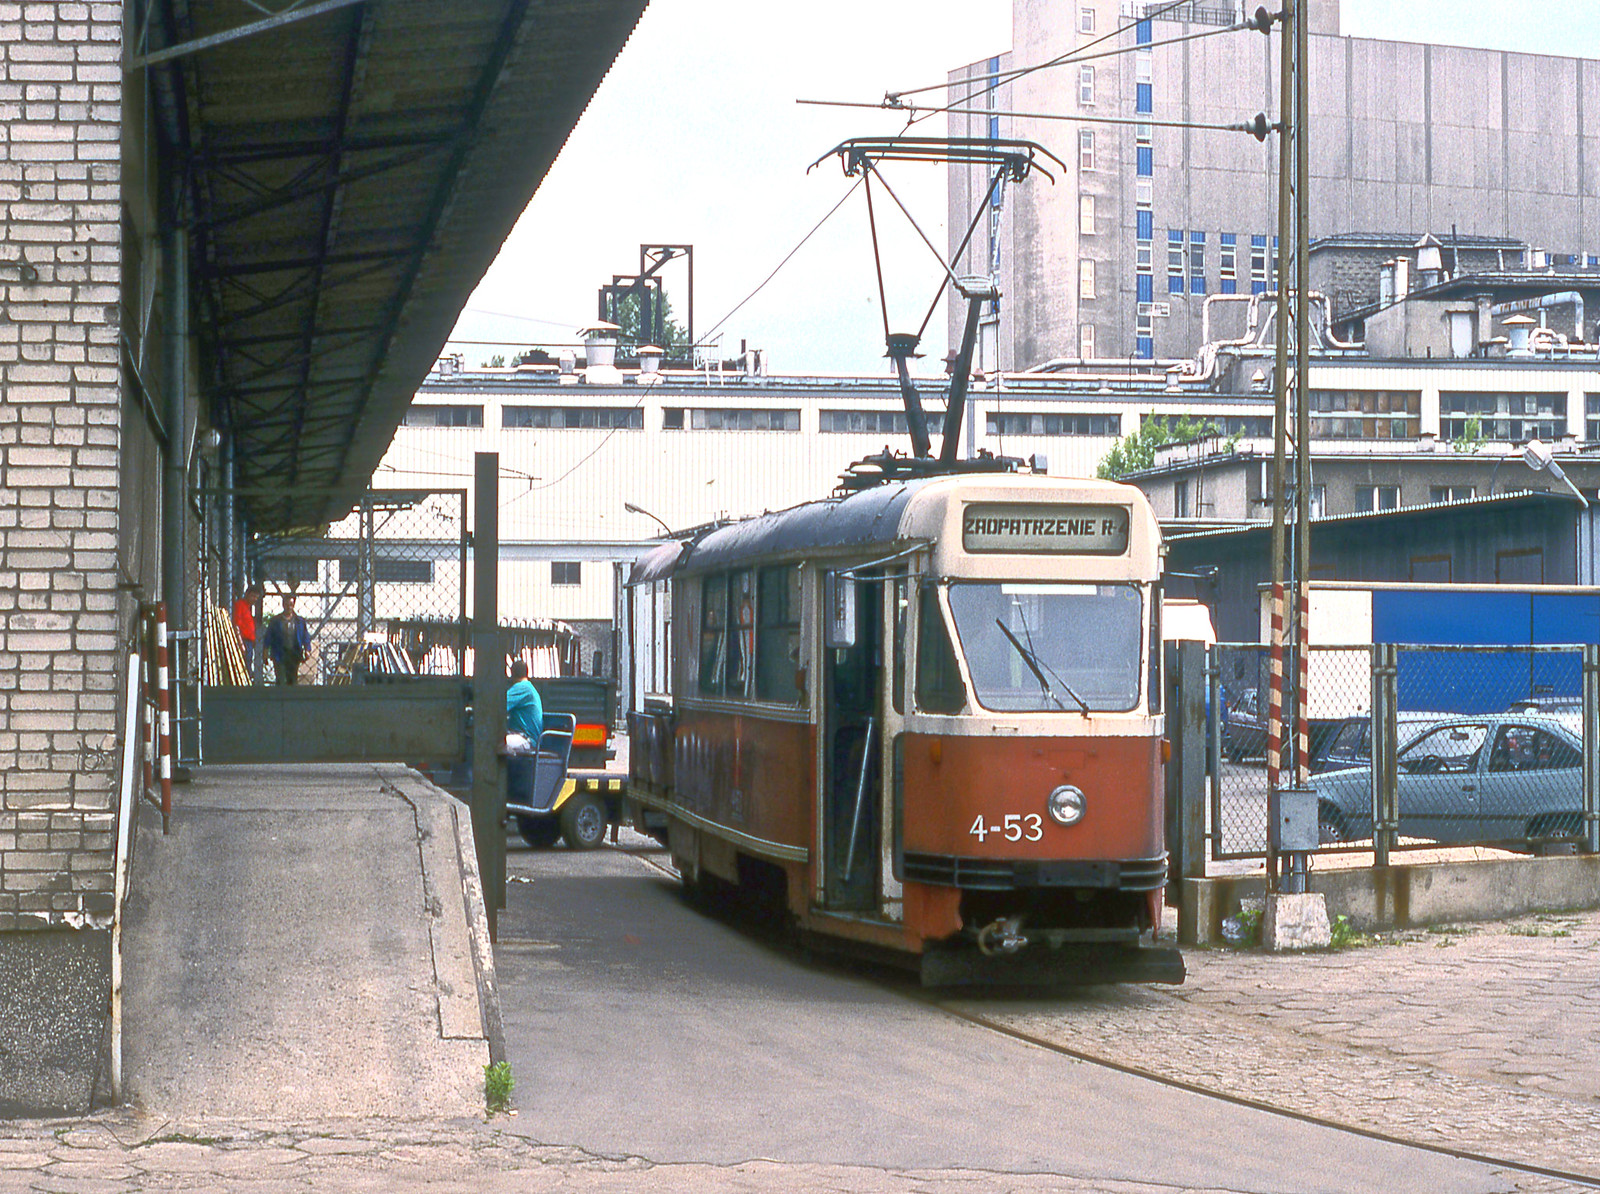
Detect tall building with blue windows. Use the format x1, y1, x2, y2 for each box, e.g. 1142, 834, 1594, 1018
948, 0, 1600, 370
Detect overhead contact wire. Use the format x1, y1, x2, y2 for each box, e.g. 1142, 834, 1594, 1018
884, 0, 1194, 131
695, 176, 864, 352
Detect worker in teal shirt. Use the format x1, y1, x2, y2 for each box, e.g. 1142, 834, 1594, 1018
506, 660, 544, 744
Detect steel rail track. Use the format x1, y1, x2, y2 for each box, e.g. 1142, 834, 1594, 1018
922, 996, 1600, 1191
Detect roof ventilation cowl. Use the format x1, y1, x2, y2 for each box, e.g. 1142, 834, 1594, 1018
637, 344, 664, 384
579, 322, 622, 384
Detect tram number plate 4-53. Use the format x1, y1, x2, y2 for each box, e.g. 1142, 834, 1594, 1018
969, 814, 1043, 843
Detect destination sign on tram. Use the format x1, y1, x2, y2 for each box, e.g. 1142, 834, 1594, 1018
962, 503, 1129, 554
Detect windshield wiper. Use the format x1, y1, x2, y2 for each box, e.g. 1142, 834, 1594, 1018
994, 619, 1089, 714
1014, 600, 1091, 716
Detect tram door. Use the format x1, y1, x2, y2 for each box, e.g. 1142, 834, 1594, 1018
822, 573, 881, 910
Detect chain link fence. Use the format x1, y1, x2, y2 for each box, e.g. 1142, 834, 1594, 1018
1202, 642, 1599, 862
1208, 644, 1366, 858
250, 490, 469, 683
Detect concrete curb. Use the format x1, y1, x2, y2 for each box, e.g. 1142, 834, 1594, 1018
1181, 853, 1600, 943
450, 795, 507, 1067
380, 767, 506, 1067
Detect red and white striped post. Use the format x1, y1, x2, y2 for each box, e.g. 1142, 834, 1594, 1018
155, 601, 173, 833
139, 616, 154, 805
1267, 581, 1285, 792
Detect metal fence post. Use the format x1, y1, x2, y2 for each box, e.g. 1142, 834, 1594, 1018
1164, 640, 1207, 891
1179, 640, 1206, 881
1163, 641, 1180, 889
358, 492, 375, 638
1585, 645, 1599, 855
1371, 643, 1397, 866
1207, 644, 1222, 860
472, 453, 505, 937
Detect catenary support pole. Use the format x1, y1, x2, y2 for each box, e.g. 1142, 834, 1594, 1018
1265, 0, 1293, 887
471, 453, 505, 936
1292, 0, 1313, 793
161, 199, 189, 639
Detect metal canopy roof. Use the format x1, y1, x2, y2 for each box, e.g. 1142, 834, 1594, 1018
146, 0, 647, 532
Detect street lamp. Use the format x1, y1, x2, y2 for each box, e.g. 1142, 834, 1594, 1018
1525, 439, 1596, 584
1522, 439, 1589, 508
624, 501, 672, 536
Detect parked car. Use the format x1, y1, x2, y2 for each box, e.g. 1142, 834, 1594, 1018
1310, 711, 1454, 774
1315, 713, 1587, 850
1220, 689, 1349, 765
1222, 688, 1266, 761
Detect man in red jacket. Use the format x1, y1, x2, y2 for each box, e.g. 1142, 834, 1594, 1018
232, 583, 263, 683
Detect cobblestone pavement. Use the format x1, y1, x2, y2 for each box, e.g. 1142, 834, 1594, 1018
0, 1113, 1583, 1193
4, 910, 1597, 1192
954, 908, 1600, 1185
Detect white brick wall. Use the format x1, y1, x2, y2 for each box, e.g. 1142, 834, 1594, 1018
0, 1, 122, 928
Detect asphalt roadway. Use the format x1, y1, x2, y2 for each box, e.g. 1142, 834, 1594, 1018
491, 838, 1543, 1194
9, 761, 1592, 1193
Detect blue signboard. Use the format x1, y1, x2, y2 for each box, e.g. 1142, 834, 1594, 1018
1371, 589, 1598, 713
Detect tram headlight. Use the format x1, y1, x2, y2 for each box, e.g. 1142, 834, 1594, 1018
1047, 784, 1086, 826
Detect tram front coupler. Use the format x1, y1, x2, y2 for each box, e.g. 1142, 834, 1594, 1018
976, 915, 1029, 957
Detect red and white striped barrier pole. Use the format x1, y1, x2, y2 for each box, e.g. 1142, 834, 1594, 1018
139, 615, 155, 805
1267, 581, 1285, 792
155, 601, 173, 834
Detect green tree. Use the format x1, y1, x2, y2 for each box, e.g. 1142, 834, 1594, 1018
1452, 414, 1484, 454
485, 354, 506, 368
612, 289, 687, 356
1097, 415, 1233, 479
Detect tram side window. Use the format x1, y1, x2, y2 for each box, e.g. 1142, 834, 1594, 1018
728, 570, 755, 697
699, 575, 728, 695
756, 565, 803, 703
916, 585, 966, 714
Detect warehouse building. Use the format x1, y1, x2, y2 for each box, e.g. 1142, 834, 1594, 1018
948, 0, 1600, 367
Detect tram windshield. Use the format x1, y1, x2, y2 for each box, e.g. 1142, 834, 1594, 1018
945, 582, 1144, 713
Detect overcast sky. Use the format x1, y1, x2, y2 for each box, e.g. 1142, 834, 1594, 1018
445, 2, 1600, 376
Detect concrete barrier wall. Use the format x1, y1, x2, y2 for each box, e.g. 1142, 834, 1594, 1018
1181, 856, 1600, 944
202, 682, 468, 764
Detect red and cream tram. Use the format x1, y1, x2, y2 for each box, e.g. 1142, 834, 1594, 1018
623, 470, 1183, 985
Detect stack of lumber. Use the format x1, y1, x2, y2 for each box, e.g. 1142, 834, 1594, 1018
205, 605, 252, 685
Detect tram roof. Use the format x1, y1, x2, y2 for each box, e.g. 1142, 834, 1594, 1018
629, 472, 1160, 584
633, 478, 935, 582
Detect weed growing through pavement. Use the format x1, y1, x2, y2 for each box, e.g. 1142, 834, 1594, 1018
1327, 915, 1372, 949
1223, 906, 1262, 947
1508, 922, 1571, 938
485, 1061, 514, 1115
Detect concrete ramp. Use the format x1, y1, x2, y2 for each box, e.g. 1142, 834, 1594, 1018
121, 764, 499, 1119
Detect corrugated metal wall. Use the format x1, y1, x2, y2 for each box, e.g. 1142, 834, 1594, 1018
378, 379, 1207, 623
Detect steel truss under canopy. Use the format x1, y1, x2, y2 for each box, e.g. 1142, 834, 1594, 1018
137, 0, 648, 532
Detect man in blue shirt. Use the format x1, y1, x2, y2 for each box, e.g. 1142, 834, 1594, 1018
506, 660, 544, 744
263, 593, 313, 685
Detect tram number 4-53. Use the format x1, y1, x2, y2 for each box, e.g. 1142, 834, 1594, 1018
969, 814, 1043, 842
